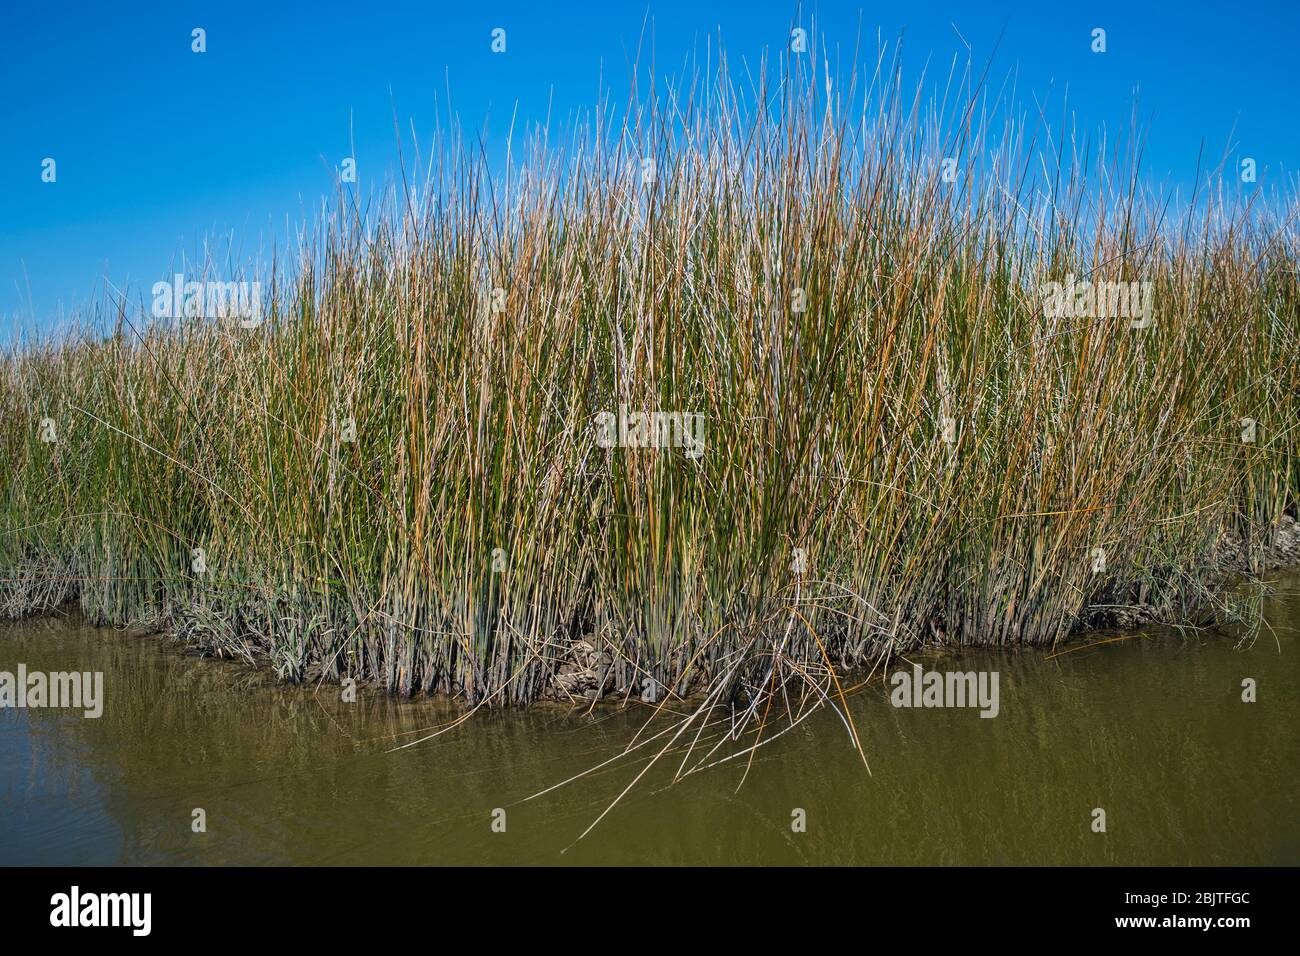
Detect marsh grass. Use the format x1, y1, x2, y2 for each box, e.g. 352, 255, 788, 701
1, 43, 1297, 734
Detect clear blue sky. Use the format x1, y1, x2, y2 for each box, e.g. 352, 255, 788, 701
1, 0, 1295, 337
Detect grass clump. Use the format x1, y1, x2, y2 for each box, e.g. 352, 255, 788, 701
1, 44, 1296, 714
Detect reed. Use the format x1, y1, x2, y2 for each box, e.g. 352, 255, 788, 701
2, 44, 1296, 712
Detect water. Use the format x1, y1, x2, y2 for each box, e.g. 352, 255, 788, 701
2, 576, 1297, 865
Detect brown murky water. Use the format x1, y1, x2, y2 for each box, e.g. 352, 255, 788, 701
2, 575, 1297, 865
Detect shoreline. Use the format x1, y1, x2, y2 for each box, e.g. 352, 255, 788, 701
5, 513, 1296, 712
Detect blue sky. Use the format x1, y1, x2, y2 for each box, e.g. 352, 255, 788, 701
1, 0, 1295, 337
